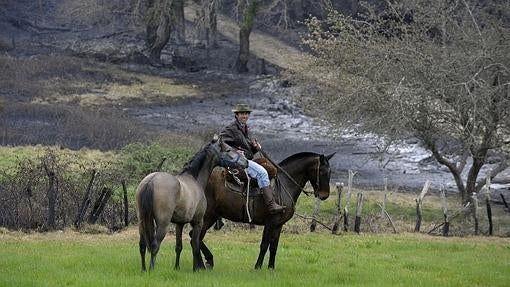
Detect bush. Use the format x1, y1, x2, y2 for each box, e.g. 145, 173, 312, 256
0, 140, 199, 231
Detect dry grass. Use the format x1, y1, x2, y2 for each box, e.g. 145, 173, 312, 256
184, 4, 303, 70
0, 54, 202, 107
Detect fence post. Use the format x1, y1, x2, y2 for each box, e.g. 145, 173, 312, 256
43, 163, 57, 230
472, 192, 479, 235
354, 192, 364, 233
343, 170, 356, 232
485, 176, 493, 236
381, 178, 388, 220
310, 197, 321, 232
440, 184, 449, 236
332, 182, 343, 234
414, 180, 431, 232
75, 169, 96, 228
87, 187, 113, 224
121, 180, 129, 227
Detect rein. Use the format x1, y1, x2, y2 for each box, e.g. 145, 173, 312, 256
259, 149, 315, 197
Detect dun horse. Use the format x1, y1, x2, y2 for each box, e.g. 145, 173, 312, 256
136, 137, 248, 271
200, 152, 335, 269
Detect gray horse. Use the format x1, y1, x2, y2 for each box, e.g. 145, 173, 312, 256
136, 136, 248, 271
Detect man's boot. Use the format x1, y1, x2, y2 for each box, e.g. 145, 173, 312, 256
261, 186, 285, 214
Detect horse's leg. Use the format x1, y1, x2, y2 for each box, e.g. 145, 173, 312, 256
139, 234, 147, 272
199, 215, 218, 269
174, 223, 184, 270
268, 226, 283, 269
255, 225, 272, 269
191, 220, 206, 271
149, 222, 169, 270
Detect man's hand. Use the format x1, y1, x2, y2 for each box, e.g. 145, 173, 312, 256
252, 138, 262, 151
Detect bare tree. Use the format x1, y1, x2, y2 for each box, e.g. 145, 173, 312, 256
295, 0, 510, 202
171, 0, 186, 44
235, 0, 259, 73
194, 0, 219, 47
145, 0, 173, 64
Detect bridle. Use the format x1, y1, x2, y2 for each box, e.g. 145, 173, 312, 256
277, 155, 324, 201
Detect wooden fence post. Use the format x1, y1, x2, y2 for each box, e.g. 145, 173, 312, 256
332, 182, 343, 234
440, 184, 449, 236
121, 180, 129, 227
485, 176, 493, 236
43, 163, 57, 231
414, 180, 431, 232
75, 169, 96, 228
310, 197, 321, 232
472, 192, 479, 235
87, 187, 113, 224
427, 202, 471, 234
381, 178, 388, 220
343, 170, 356, 232
354, 192, 364, 233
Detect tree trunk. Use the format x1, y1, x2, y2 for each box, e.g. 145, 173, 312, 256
146, 0, 172, 64
428, 141, 467, 201
235, 1, 258, 73
465, 156, 485, 203
171, 0, 185, 44
209, 0, 218, 48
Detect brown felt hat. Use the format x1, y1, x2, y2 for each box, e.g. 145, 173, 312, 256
232, 103, 252, 113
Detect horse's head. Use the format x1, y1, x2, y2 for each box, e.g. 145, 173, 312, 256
309, 152, 335, 200
210, 135, 249, 169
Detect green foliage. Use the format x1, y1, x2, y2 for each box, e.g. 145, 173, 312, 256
0, 230, 509, 286
118, 141, 196, 182
295, 0, 510, 201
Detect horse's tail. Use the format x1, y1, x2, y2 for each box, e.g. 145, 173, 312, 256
137, 177, 156, 252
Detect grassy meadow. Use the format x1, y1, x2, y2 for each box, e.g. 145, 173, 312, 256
1, 147, 509, 286
0, 227, 509, 287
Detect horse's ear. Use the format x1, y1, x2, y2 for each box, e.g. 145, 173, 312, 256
326, 152, 336, 160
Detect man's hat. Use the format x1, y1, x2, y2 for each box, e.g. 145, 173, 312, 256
232, 103, 252, 113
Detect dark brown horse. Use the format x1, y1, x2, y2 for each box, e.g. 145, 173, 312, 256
136, 137, 248, 272
200, 152, 335, 269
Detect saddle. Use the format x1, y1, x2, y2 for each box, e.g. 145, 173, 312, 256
223, 158, 277, 196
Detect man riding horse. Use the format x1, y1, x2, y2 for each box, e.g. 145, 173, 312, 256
219, 103, 285, 214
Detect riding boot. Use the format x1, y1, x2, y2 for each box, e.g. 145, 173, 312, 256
261, 186, 285, 214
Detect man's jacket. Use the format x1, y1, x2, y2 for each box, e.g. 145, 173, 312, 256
220, 119, 258, 160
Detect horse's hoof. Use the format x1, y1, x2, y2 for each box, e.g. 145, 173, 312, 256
205, 262, 214, 269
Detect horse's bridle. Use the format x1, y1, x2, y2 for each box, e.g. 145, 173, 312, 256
278, 155, 323, 199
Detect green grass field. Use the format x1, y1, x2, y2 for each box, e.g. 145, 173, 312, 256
1, 228, 509, 287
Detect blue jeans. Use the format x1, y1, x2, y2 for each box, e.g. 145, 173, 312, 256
247, 160, 270, 188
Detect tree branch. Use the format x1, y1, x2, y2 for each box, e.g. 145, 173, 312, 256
475, 160, 509, 193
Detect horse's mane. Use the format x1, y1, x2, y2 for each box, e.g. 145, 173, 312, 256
180, 144, 209, 177
278, 152, 320, 166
